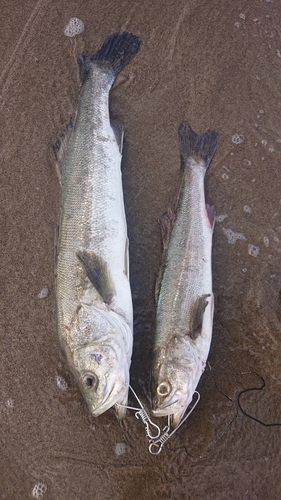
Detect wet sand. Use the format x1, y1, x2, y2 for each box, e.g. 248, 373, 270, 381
1, 0, 281, 498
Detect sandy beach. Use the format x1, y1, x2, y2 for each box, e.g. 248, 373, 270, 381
1, 1, 281, 498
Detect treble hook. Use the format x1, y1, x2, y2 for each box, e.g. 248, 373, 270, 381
149, 391, 201, 455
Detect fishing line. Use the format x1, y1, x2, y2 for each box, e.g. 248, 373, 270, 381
179, 363, 281, 459
174, 363, 239, 459
208, 363, 281, 427
237, 375, 281, 427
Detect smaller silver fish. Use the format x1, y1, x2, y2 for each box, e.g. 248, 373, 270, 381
152, 123, 219, 427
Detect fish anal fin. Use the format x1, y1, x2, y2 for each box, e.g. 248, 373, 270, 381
76, 250, 115, 304
190, 294, 210, 340
206, 204, 215, 230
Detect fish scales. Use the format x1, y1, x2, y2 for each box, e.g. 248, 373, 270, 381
152, 123, 219, 427
56, 33, 142, 419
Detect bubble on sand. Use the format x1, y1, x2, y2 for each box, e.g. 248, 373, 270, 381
222, 173, 229, 180
263, 236, 269, 247
56, 376, 68, 391
222, 228, 246, 244
239, 13, 246, 19
115, 442, 127, 456
232, 134, 244, 144
243, 205, 252, 213
6, 399, 14, 408
248, 244, 260, 257
215, 214, 228, 223
38, 287, 49, 299
64, 18, 85, 37
32, 483, 47, 499
234, 22, 241, 28
261, 139, 268, 146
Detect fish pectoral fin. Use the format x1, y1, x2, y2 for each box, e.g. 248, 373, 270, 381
111, 121, 124, 154
76, 250, 116, 304
189, 294, 210, 340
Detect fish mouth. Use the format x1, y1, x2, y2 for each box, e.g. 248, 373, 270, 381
90, 377, 127, 417
152, 403, 186, 428
152, 391, 190, 426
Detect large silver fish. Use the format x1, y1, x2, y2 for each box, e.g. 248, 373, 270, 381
55, 32, 142, 419
152, 123, 219, 427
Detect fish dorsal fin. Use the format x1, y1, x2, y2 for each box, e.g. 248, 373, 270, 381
76, 250, 115, 304
53, 121, 74, 184
190, 294, 210, 340
155, 209, 176, 303
159, 209, 176, 250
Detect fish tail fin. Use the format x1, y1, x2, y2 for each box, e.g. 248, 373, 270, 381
80, 32, 142, 80
178, 122, 219, 169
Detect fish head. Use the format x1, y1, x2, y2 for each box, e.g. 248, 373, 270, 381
70, 304, 132, 419
152, 336, 204, 427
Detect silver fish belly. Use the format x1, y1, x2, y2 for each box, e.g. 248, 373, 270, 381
55, 33, 141, 419
152, 123, 219, 427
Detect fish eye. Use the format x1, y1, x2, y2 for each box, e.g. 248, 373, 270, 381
82, 374, 97, 389
157, 381, 171, 397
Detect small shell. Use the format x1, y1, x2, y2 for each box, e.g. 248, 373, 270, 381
64, 18, 85, 37
115, 443, 127, 456
38, 287, 49, 299
56, 376, 68, 391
